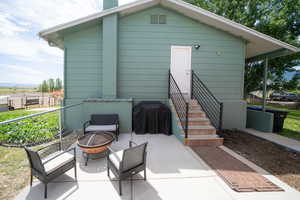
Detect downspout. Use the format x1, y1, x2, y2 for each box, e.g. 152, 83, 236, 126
262, 57, 268, 111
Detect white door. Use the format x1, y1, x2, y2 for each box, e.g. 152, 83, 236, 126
170, 46, 192, 97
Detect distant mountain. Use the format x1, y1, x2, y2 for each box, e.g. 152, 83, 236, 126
0, 83, 38, 88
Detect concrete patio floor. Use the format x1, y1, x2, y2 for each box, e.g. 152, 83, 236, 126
16, 133, 300, 200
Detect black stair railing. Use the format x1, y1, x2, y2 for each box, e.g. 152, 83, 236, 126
191, 70, 223, 130
168, 70, 189, 138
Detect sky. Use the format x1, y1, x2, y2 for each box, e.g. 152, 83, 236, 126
0, 0, 135, 85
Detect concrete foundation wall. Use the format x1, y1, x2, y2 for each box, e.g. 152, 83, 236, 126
222, 100, 247, 129
246, 109, 274, 132
64, 98, 132, 133
168, 101, 184, 143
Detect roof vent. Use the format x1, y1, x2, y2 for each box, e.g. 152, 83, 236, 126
150, 15, 167, 24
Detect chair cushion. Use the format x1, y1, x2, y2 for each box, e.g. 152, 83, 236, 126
42, 151, 74, 174
109, 150, 124, 170
85, 125, 117, 132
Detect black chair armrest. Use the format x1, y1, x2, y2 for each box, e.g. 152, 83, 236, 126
36, 142, 60, 152
129, 140, 138, 148
83, 121, 90, 128
42, 147, 76, 165
107, 146, 117, 155
83, 121, 91, 134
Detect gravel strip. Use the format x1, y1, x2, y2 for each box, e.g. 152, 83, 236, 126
221, 130, 300, 191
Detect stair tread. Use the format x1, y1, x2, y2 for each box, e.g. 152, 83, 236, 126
189, 109, 202, 112
179, 109, 204, 113
189, 105, 201, 107
189, 110, 205, 114
186, 117, 209, 121
188, 125, 215, 129
184, 135, 220, 139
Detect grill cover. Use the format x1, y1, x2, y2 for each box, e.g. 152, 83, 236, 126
133, 101, 171, 135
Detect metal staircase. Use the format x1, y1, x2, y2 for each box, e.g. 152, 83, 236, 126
169, 70, 223, 146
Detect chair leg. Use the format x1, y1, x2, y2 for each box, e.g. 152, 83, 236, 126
115, 130, 118, 141
119, 180, 122, 196
85, 153, 89, 166
116, 127, 119, 141
107, 162, 110, 178
74, 164, 77, 181
144, 168, 147, 181
30, 172, 33, 186
44, 183, 47, 199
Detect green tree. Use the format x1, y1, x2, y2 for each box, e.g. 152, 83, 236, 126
41, 80, 49, 93
185, 0, 300, 96
284, 71, 300, 90
55, 78, 62, 91
48, 78, 55, 92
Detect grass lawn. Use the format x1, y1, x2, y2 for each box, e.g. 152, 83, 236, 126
0, 87, 36, 95
248, 103, 300, 141
0, 146, 29, 200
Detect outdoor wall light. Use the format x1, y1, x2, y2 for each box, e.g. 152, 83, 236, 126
194, 44, 201, 49
216, 51, 222, 56
48, 41, 56, 47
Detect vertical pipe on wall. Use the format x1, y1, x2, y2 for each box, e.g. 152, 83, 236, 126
168, 70, 170, 99
64, 48, 67, 100
191, 70, 194, 99
59, 102, 63, 150
262, 57, 268, 112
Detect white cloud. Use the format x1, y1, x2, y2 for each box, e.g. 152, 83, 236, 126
0, 64, 61, 84
0, 0, 100, 29
0, 13, 28, 36
0, 0, 135, 84
5, 65, 44, 75
0, 36, 63, 62
1, 62, 63, 84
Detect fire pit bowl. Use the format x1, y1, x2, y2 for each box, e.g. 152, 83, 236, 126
77, 131, 115, 165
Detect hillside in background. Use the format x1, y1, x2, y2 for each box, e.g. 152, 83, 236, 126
0, 83, 38, 88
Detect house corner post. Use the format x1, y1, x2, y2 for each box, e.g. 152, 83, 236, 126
102, 14, 118, 99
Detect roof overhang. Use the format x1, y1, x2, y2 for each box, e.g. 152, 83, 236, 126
39, 0, 300, 60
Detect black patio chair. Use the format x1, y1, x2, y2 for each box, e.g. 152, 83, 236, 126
83, 114, 120, 141
24, 143, 77, 199
107, 141, 147, 195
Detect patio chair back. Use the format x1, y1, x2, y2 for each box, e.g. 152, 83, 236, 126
90, 114, 118, 125
121, 142, 147, 172
24, 147, 45, 174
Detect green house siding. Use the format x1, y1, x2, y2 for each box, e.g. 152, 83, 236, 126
62, 6, 247, 130
64, 25, 103, 99
118, 6, 245, 101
